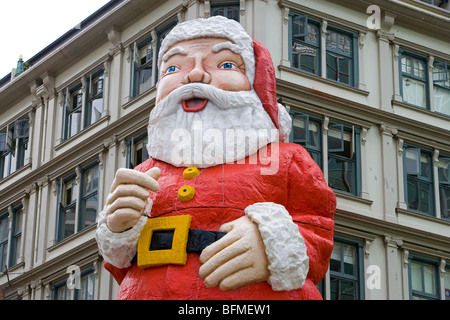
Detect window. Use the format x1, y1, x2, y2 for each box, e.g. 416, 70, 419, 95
211, 1, 240, 22
290, 110, 362, 196
62, 68, 105, 140
326, 28, 356, 86
289, 12, 358, 87
290, 13, 320, 75
57, 161, 99, 242
409, 255, 440, 300
433, 60, 450, 116
290, 112, 322, 167
328, 123, 360, 195
64, 82, 83, 139
0, 117, 30, 179
52, 267, 96, 300
126, 131, 149, 169
85, 68, 105, 126
131, 36, 153, 98
404, 145, 434, 216
0, 212, 8, 273
58, 174, 77, 240
438, 154, 450, 220
130, 19, 177, 99
400, 51, 429, 109
329, 238, 364, 300
9, 204, 22, 267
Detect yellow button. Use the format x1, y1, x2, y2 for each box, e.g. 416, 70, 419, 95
183, 167, 200, 179
178, 185, 195, 201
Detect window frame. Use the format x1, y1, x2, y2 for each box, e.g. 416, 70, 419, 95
328, 236, 365, 300
8, 203, 22, 268
57, 172, 78, 242
438, 153, 450, 221
0, 117, 30, 180
325, 25, 358, 87
403, 144, 435, 217
288, 11, 359, 88
130, 18, 178, 99
78, 161, 100, 231
131, 35, 154, 99
432, 59, 450, 117
289, 12, 321, 76
408, 254, 441, 300
56, 160, 100, 243
327, 122, 361, 196
289, 110, 323, 169
84, 67, 105, 128
126, 130, 149, 169
399, 50, 430, 110
0, 211, 9, 273
63, 82, 83, 140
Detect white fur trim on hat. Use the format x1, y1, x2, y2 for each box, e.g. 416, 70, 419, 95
158, 16, 255, 85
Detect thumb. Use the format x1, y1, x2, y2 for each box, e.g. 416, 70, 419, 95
146, 167, 161, 181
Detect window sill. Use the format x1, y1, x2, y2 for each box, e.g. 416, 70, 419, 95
278, 65, 370, 97
48, 223, 97, 252
122, 86, 156, 110
392, 99, 450, 121
335, 190, 373, 206
396, 207, 450, 227
0, 162, 31, 185
55, 114, 110, 152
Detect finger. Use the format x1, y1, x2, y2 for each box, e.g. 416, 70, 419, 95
146, 167, 161, 181
110, 168, 159, 193
202, 252, 251, 288
199, 231, 241, 264
107, 196, 146, 215
218, 220, 235, 233
106, 184, 150, 206
219, 267, 259, 291
198, 238, 250, 278
106, 208, 142, 232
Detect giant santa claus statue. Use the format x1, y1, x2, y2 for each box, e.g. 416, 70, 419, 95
95, 16, 336, 300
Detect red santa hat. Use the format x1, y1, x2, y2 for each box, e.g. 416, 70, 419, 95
157, 16, 291, 138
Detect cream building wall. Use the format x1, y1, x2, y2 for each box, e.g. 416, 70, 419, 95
0, 0, 448, 300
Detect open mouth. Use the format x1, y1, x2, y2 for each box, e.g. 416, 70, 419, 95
182, 98, 208, 112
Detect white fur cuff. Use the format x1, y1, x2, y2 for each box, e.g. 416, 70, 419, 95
245, 202, 309, 291
95, 208, 148, 269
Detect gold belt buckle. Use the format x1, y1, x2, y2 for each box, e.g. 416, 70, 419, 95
137, 215, 192, 268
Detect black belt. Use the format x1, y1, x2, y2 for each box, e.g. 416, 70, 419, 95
149, 228, 226, 254
135, 215, 227, 268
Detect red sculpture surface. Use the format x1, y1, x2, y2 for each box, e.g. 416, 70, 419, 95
96, 16, 336, 300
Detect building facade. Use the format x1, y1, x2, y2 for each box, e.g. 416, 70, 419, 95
0, 0, 449, 300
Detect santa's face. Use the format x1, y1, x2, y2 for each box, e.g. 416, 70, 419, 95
156, 37, 252, 105
148, 37, 278, 169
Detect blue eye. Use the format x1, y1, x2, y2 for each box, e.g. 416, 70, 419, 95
166, 66, 179, 74
220, 62, 237, 70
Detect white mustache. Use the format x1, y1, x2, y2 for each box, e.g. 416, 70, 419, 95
151, 83, 261, 120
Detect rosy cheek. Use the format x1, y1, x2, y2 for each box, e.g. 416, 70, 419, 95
210, 70, 250, 91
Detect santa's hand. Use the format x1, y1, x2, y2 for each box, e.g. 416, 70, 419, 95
198, 215, 270, 290
105, 167, 160, 233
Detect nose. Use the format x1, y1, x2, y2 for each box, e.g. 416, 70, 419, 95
186, 59, 211, 84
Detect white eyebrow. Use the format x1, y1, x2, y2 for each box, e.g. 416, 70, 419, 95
162, 46, 187, 62
212, 41, 241, 55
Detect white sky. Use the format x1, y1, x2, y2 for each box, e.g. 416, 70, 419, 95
0, 0, 111, 78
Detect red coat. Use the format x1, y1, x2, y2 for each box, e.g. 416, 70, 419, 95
104, 142, 336, 299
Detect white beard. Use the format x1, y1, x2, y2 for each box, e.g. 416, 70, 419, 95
147, 83, 279, 168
